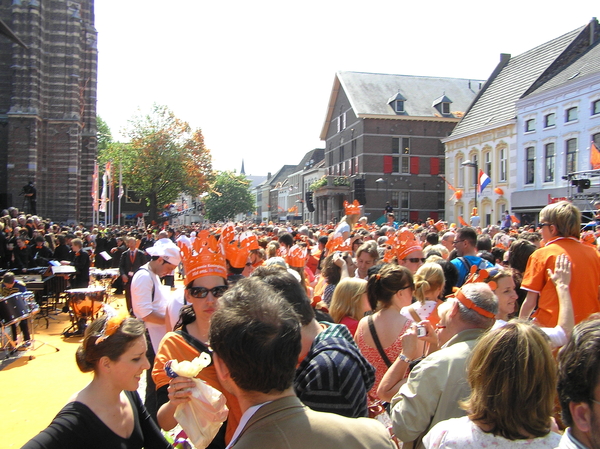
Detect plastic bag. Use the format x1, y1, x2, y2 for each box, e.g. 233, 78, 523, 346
174, 378, 229, 449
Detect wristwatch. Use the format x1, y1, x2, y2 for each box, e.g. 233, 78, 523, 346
398, 354, 412, 364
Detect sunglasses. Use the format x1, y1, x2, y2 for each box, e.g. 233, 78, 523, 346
404, 258, 426, 263
187, 285, 228, 299
539, 223, 552, 227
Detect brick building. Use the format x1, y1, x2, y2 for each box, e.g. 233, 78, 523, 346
0, 0, 97, 224
319, 71, 483, 224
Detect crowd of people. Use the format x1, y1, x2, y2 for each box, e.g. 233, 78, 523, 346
6, 199, 600, 449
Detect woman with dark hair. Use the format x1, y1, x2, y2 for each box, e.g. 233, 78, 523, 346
22, 315, 171, 449
355, 264, 414, 405
151, 231, 241, 449
423, 321, 561, 448
321, 251, 355, 306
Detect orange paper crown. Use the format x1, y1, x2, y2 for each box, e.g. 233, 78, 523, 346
326, 236, 351, 253
220, 225, 253, 269
286, 244, 308, 268
344, 200, 361, 216
395, 229, 422, 260
180, 230, 227, 282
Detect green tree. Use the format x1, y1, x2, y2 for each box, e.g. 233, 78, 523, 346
96, 115, 113, 151
98, 105, 214, 221
204, 171, 255, 222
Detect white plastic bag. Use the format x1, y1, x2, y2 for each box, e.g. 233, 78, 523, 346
173, 378, 229, 449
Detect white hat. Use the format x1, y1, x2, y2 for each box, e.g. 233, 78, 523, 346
147, 241, 181, 266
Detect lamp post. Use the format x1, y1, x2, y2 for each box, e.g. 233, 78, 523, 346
461, 159, 478, 210
375, 177, 388, 201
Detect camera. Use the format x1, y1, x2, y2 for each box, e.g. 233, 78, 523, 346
416, 325, 427, 337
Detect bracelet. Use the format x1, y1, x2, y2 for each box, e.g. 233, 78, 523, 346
398, 354, 412, 364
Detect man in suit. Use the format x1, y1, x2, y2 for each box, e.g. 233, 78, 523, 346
208, 277, 394, 449
119, 236, 147, 314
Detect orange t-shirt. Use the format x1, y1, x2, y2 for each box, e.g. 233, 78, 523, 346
521, 237, 600, 327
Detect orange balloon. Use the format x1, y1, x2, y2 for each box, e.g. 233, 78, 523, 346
494, 187, 504, 195
455, 190, 463, 200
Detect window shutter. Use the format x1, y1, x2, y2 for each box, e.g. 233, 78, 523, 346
384, 156, 393, 174
430, 158, 440, 175
410, 157, 420, 174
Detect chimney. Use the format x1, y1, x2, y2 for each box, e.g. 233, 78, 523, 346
591, 17, 597, 46
267, 172, 271, 180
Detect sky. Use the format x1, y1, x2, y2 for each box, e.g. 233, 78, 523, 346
95, 1, 599, 177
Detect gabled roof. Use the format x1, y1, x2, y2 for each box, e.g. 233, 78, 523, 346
449, 24, 588, 137
294, 148, 324, 172
265, 165, 297, 189
320, 71, 484, 139
525, 39, 600, 97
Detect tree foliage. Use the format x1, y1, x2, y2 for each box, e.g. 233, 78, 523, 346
204, 171, 255, 222
97, 105, 214, 221
97, 115, 113, 151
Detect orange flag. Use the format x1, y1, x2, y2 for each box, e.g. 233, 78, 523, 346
458, 216, 468, 226
591, 141, 600, 170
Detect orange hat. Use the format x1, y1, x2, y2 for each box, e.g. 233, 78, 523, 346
180, 230, 227, 282
344, 200, 361, 216
286, 244, 308, 268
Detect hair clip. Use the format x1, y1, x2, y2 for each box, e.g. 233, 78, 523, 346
95, 311, 129, 345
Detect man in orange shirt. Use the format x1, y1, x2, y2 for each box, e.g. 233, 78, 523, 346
519, 201, 600, 327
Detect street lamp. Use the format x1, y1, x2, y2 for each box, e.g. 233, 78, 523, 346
375, 177, 389, 202
461, 159, 478, 210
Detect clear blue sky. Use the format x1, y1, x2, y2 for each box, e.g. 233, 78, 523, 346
95, 1, 598, 176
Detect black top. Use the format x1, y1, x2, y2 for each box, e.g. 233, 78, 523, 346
68, 250, 90, 288
22, 390, 172, 449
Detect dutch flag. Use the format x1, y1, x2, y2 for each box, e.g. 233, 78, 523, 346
478, 169, 491, 194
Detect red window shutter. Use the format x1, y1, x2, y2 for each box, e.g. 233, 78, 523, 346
410, 157, 420, 174
410, 211, 419, 222
383, 156, 393, 174
430, 158, 440, 175
430, 211, 439, 220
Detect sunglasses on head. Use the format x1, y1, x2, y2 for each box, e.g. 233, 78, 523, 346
404, 258, 426, 263
187, 285, 228, 299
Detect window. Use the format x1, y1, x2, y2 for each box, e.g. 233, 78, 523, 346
566, 138, 577, 174
402, 138, 410, 154
392, 138, 399, 154
395, 101, 404, 113
401, 156, 409, 174
566, 107, 578, 122
400, 191, 409, 209
544, 113, 555, 128
526, 147, 535, 184
484, 152, 491, 176
545, 143, 555, 182
457, 157, 464, 188
351, 139, 357, 158
340, 145, 345, 162
125, 187, 141, 204
438, 192, 445, 209
594, 132, 600, 147
392, 157, 399, 173
391, 191, 399, 209
499, 149, 507, 182
336, 112, 346, 132
593, 99, 600, 116
525, 119, 535, 132
442, 103, 450, 114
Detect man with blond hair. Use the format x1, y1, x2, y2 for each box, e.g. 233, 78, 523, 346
519, 201, 600, 327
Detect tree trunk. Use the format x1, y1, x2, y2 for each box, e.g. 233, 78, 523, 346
149, 191, 158, 224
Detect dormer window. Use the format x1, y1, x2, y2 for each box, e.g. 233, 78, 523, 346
388, 90, 407, 115
432, 94, 453, 116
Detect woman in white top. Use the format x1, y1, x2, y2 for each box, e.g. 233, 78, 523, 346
484, 254, 573, 348
423, 321, 561, 449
